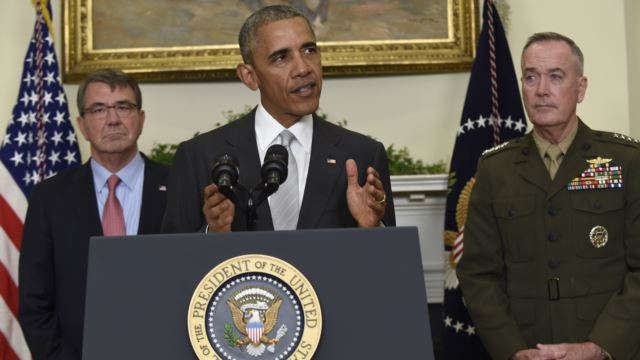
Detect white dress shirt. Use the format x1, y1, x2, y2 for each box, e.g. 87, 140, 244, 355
91, 153, 145, 235
254, 103, 313, 207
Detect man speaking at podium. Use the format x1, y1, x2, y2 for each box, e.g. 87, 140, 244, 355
162, 5, 395, 233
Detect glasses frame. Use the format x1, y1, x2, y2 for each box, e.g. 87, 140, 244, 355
82, 102, 140, 118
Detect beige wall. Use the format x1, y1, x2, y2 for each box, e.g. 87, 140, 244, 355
627, 0, 640, 138
1, 0, 636, 165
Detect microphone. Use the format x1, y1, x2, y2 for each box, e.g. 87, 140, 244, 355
261, 144, 288, 196
210, 154, 239, 200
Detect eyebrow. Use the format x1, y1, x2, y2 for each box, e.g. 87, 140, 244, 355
86, 100, 135, 108
268, 48, 290, 61
267, 41, 317, 61
301, 41, 317, 49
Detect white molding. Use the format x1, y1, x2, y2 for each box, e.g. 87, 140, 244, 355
391, 174, 448, 304
390, 174, 448, 193
423, 262, 445, 303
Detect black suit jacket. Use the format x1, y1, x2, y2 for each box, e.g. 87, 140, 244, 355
18, 154, 168, 360
162, 109, 395, 232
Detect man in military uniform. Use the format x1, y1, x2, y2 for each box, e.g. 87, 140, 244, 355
458, 32, 640, 360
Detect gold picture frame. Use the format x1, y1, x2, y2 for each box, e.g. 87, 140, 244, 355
62, 0, 478, 83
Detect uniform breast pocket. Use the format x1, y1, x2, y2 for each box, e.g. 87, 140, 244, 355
492, 196, 536, 262
571, 193, 625, 258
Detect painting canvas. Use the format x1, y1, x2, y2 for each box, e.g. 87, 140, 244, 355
63, 0, 478, 82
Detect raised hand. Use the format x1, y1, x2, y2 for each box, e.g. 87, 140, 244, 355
345, 159, 386, 227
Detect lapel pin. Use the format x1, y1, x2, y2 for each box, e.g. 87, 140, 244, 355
158, 185, 167, 191
326, 158, 336, 165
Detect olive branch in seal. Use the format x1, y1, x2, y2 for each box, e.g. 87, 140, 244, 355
224, 323, 242, 347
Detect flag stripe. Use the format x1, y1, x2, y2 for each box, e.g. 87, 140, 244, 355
0, 331, 20, 360
0, 262, 19, 318
0, 164, 28, 223
0, 295, 30, 360
0, 226, 21, 287
0, 196, 24, 251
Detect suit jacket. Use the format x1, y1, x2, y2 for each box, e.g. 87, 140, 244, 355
161, 109, 395, 232
18, 154, 168, 360
457, 120, 640, 359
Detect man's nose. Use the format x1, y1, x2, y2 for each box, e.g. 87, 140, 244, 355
292, 53, 311, 78
105, 107, 122, 124
535, 76, 549, 96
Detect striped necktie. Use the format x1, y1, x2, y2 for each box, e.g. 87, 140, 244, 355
270, 130, 299, 230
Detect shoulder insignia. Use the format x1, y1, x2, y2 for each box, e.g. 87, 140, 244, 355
595, 131, 640, 148
481, 141, 510, 156
611, 132, 640, 144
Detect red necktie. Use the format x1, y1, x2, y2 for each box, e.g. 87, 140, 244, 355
102, 174, 125, 236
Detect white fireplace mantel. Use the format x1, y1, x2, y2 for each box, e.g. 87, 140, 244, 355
391, 174, 447, 303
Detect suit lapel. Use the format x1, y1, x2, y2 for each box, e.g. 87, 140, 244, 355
298, 118, 346, 228
514, 135, 551, 193
71, 162, 103, 237
138, 155, 167, 234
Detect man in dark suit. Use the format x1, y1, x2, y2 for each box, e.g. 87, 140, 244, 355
458, 32, 640, 359
162, 5, 395, 233
18, 69, 168, 359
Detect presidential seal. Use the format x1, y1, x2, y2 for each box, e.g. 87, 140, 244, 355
188, 254, 322, 360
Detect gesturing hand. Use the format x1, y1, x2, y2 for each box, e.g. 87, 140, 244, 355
345, 159, 386, 227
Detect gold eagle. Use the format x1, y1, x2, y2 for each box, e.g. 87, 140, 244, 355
227, 298, 283, 346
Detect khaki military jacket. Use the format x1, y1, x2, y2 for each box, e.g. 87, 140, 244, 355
457, 120, 640, 360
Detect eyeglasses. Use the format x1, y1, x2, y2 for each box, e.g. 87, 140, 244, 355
83, 102, 139, 118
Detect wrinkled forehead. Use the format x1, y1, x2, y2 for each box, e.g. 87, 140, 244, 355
521, 40, 580, 72
253, 17, 315, 48
83, 82, 136, 103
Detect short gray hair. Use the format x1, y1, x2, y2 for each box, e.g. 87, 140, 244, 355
238, 5, 314, 64
522, 32, 584, 74
77, 68, 142, 115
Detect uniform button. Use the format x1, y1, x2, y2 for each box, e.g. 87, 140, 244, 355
582, 143, 591, 151
548, 207, 558, 216
508, 208, 517, 217
548, 259, 560, 269
593, 201, 601, 210
548, 233, 559, 242
522, 148, 530, 156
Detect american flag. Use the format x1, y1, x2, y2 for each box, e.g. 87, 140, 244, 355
442, 0, 526, 358
0, 1, 80, 358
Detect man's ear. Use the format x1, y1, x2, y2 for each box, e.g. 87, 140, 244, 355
577, 76, 588, 103
236, 63, 259, 91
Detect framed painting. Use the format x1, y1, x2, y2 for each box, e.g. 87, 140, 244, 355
62, 0, 478, 82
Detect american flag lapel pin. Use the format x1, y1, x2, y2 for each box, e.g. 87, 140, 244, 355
158, 185, 167, 191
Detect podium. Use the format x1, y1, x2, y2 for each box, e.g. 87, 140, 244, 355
82, 227, 434, 359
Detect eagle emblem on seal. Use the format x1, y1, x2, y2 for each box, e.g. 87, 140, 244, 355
225, 287, 287, 357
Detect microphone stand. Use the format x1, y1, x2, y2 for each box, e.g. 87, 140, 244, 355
245, 181, 278, 231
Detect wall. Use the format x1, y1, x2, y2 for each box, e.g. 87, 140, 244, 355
626, 0, 640, 138
1, 0, 635, 164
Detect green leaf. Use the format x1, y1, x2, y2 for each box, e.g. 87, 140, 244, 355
386, 144, 446, 175
224, 323, 240, 347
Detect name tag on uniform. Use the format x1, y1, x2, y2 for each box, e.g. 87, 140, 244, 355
567, 156, 623, 190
